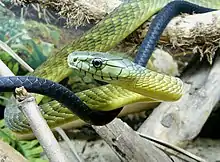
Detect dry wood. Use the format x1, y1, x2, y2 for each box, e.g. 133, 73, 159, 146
138, 52, 220, 146
163, 10, 220, 45
93, 118, 173, 162
15, 87, 69, 162
162, 10, 220, 64
126, 10, 220, 65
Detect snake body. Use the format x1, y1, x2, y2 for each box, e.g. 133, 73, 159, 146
3, 0, 220, 135
1, 76, 121, 125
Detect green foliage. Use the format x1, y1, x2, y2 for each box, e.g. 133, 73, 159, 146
0, 4, 62, 162
0, 52, 20, 74
0, 18, 59, 69
0, 120, 17, 147
0, 5, 62, 105
0, 120, 48, 162
0, 3, 62, 70
17, 140, 47, 162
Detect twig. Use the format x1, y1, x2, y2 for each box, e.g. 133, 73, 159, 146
55, 127, 83, 162
137, 132, 206, 162
5, 32, 24, 44
0, 96, 9, 101
0, 1, 5, 7
0, 40, 34, 72
15, 87, 68, 162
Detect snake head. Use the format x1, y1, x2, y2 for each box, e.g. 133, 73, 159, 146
67, 51, 133, 82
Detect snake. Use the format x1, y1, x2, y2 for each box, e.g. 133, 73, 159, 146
3, 0, 220, 137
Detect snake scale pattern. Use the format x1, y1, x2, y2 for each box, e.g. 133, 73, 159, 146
3, 0, 220, 138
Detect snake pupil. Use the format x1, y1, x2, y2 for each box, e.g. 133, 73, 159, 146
73, 58, 77, 62
92, 58, 103, 68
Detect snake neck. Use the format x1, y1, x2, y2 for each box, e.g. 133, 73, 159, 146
110, 65, 184, 101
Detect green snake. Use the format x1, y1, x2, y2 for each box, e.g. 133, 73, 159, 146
4, 0, 220, 138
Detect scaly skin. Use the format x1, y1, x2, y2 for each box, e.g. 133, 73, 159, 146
68, 51, 183, 101
4, 0, 220, 136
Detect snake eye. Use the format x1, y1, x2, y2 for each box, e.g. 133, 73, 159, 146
92, 58, 103, 68
73, 58, 77, 62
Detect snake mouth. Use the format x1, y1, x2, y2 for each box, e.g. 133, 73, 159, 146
69, 64, 79, 70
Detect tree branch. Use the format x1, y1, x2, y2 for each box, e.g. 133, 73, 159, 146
15, 87, 68, 162
162, 10, 220, 64
92, 118, 173, 162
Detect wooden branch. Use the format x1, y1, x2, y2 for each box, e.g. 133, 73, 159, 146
161, 10, 220, 63
15, 87, 68, 162
0, 40, 34, 72
163, 10, 220, 46
0, 60, 29, 161
92, 118, 173, 162
138, 52, 220, 146
125, 10, 220, 66
161, 10, 220, 64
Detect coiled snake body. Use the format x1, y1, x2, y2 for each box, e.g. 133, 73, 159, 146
3, 0, 220, 137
